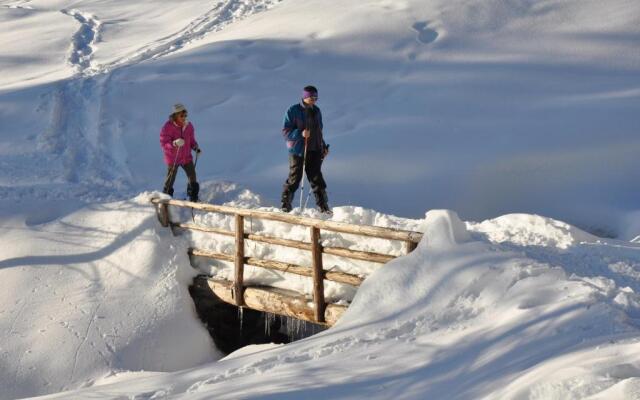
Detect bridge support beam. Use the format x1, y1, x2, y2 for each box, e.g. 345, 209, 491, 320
197, 277, 346, 326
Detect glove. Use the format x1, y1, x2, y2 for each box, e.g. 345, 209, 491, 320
173, 138, 185, 147
322, 143, 330, 159
195, 147, 202, 154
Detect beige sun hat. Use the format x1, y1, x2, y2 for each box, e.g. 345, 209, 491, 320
170, 103, 187, 117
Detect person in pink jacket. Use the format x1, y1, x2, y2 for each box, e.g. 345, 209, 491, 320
160, 103, 201, 201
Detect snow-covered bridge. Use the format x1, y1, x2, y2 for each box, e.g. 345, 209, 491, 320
152, 198, 423, 326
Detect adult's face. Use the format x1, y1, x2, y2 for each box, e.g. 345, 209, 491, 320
174, 110, 188, 123
303, 95, 318, 106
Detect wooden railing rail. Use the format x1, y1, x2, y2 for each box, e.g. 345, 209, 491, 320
173, 222, 396, 264
189, 248, 364, 286
152, 198, 423, 243
152, 197, 423, 325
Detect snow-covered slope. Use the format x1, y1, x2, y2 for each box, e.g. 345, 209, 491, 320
0, 194, 221, 399
23, 209, 640, 400
4, 187, 640, 399
2, 0, 640, 398
0, 0, 639, 233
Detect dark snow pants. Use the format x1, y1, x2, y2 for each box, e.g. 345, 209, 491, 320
281, 151, 327, 207
163, 162, 197, 196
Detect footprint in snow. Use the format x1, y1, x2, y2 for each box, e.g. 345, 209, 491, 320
258, 57, 286, 71
412, 21, 438, 44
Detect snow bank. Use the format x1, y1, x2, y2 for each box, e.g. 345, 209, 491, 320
468, 213, 598, 249
1, 0, 640, 397
419, 210, 471, 249
0, 193, 221, 399
1, 0, 639, 233
220, 343, 284, 361
29, 206, 640, 399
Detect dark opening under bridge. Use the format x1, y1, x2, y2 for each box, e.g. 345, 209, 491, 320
151, 198, 424, 326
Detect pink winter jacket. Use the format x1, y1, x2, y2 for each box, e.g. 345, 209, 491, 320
160, 120, 199, 165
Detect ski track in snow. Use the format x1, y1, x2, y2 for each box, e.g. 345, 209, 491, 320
186, 316, 432, 394
37, 8, 125, 194
61, 1, 285, 77
34, 0, 282, 200
6, 299, 26, 338
90, 0, 283, 76
61, 9, 102, 74
41, 75, 127, 190
1, 0, 33, 9
70, 302, 101, 384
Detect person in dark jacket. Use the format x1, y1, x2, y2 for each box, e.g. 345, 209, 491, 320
160, 103, 201, 202
280, 85, 331, 214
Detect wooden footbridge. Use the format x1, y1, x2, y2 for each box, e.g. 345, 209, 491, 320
151, 198, 423, 326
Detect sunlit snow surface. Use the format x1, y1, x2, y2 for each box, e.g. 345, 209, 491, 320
0, 188, 639, 399
0, 0, 639, 231
1, 0, 640, 398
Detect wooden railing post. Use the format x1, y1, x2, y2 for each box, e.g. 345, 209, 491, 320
311, 227, 325, 323
406, 240, 417, 254
159, 203, 170, 227
234, 214, 245, 306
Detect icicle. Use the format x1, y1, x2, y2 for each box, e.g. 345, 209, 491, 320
285, 316, 306, 341
287, 317, 292, 340
264, 312, 275, 337
238, 306, 244, 333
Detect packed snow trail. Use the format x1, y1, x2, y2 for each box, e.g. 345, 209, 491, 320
87, 0, 283, 76
1, 1, 33, 10
61, 9, 101, 74
35, 8, 126, 194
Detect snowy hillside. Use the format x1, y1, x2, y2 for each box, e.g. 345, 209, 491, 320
12, 206, 640, 399
1, 0, 639, 231
1, 0, 640, 398
0, 194, 221, 399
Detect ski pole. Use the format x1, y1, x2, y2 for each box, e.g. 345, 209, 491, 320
191, 149, 200, 222
303, 188, 312, 210
299, 136, 309, 211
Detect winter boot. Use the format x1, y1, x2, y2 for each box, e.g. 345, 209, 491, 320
315, 188, 332, 215
163, 187, 174, 197
187, 182, 200, 202
281, 188, 293, 213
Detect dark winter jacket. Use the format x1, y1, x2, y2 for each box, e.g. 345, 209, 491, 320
282, 102, 326, 156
